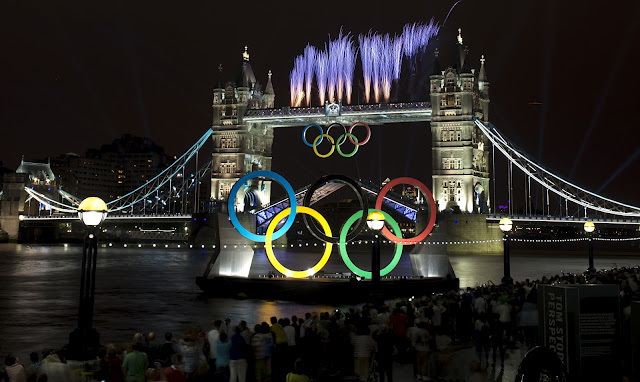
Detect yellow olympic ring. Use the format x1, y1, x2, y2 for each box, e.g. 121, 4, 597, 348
312, 134, 335, 158
265, 206, 333, 278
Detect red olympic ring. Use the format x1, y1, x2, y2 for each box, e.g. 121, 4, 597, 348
374, 177, 437, 244
348, 121, 371, 146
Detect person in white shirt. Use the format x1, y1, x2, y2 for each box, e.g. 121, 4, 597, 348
474, 293, 487, 315
207, 319, 224, 372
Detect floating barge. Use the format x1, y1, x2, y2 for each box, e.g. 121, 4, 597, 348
195, 275, 459, 304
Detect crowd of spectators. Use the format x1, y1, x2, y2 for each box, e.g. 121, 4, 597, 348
1, 265, 638, 382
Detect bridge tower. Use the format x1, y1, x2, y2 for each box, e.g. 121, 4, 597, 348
210, 47, 276, 212
430, 29, 491, 213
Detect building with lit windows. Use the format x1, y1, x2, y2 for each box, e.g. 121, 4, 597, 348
210, 47, 276, 211
51, 135, 172, 201
430, 29, 491, 213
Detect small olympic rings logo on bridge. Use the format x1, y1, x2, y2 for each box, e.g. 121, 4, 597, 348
228, 171, 436, 279
302, 122, 371, 158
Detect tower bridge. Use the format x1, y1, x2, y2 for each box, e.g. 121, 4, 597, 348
4, 30, 640, 251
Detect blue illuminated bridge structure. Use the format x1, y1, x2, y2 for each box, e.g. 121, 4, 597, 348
16, 102, 640, 227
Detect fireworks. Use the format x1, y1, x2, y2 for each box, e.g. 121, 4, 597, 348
361, 33, 395, 102
303, 45, 316, 106
327, 40, 338, 103
392, 36, 404, 80
401, 20, 439, 68
289, 55, 305, 107
359, 33, 373, 103
290, 19, 440, 106
343, 37, 356, 104
315, 50, 329, 106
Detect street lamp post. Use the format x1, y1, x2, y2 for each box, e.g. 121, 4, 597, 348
584, 221, 596, 273
69, 197, 108, 360
499, 217, 513, 285
367, 211, 385, 305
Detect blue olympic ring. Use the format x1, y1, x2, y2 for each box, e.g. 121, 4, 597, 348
302, 124, 324, 147
228, 171, 297, 242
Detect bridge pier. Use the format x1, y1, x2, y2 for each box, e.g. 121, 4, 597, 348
410, 220, 456, 278
440, 214, 503, 255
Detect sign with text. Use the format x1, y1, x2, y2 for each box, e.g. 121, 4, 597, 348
540, 286, 569, 369
539, 284, 619, 382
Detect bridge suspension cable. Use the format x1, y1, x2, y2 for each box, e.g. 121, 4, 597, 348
24, 187, 78, 213
106, 129, 213, 212
473, 117, 640, 218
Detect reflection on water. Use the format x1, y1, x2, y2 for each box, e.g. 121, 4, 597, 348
1, 243, 639, 363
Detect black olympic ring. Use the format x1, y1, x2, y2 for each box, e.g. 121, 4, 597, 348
302, 174, 369, 244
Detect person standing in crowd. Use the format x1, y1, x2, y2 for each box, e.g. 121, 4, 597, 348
284, 359, 309, 382
351, 324, 375, 382
270, 316, 288, 381
105, 344, 125, 382
495, 296, 513, 347
25, 352, 40, 382
373, 324, 394, 382
4, 355, 26, 382
176, 336, 201, 380
146, 332, 163, 365
474, 313, 491, 369
122, 342, 149, 382
389, 307, 408, 359
207, 320, 224, 373
39, 353, 73, 382
491, 311, 506, 369
216, 332, 231, 382
251, 323, 273, 382
229, 326, 248, 382
161, 332, 178, 368
474, 291, 487, 317
283, 318, 296, 371
408, 320, 430, 381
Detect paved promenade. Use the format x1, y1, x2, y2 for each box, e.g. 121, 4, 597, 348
391, 341, 526, 381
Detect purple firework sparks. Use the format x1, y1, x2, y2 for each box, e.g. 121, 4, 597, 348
380, 34, 394, 101
402, 20, 440, 68
358, 33, 373, 103
343, 37, 356, 104
303, 45, 316, 106
327, 38, 340, 103
392, 35, 403, 80
315, 50, 329, 106
289, 55, 305, 107
371, 35, 382, 103
335, 31, 346, 102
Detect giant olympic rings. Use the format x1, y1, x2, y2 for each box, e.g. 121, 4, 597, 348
228, 171, 296, 242
303, 122, 371, 158
265, 207, 333, 278
228, 171, 437, 278
302, 174, 368, 244
375, 177, 437, 245
339, 209, 403, 278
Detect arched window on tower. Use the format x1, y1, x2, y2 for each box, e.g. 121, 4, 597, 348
219, 184, 231, 199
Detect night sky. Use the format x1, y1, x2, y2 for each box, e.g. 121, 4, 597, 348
2, 1, 640, 210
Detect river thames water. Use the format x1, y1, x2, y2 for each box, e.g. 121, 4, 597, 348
1, 242, 639, 361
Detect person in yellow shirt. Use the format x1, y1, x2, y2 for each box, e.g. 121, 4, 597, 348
285, 359, 309, 382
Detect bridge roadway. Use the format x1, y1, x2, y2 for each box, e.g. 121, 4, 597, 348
486, 214, 640, 226
243, 102, 432, 127
19, 213, 193, 222
20, 212, 640, 226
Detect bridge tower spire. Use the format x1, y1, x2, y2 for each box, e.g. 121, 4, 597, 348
210, 49, 275, 211
430, 31, 491, 214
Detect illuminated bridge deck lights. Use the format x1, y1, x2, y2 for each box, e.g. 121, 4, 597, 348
19, 213, 193, 221
244, 102, 432, 127
487, 214, 640, 225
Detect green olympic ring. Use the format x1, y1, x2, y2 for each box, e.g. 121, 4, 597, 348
313, 133, 359, 158
339, 208, 404, 278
